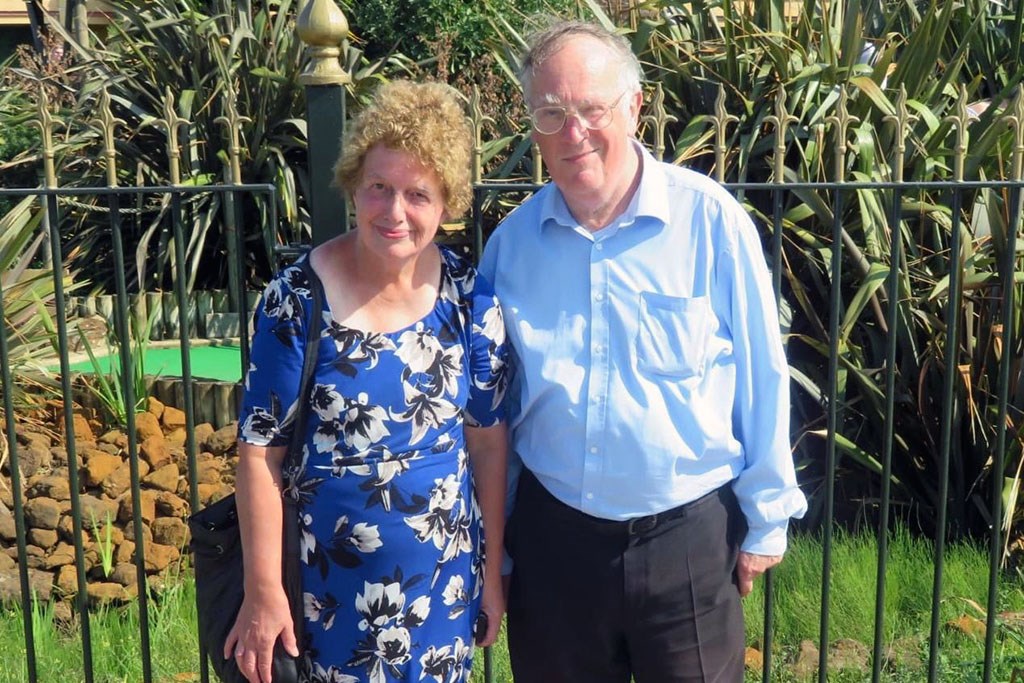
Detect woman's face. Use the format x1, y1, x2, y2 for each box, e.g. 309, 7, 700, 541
352, 145, 447, 262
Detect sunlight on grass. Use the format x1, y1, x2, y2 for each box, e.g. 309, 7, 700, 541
2, 530, 1022, 682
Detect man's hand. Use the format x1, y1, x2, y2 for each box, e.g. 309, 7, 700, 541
736, 551, 783, 597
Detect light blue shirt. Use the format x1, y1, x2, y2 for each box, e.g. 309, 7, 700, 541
478, 145, 807, 555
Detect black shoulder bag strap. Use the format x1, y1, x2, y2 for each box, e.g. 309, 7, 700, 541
280, 256, 323, 656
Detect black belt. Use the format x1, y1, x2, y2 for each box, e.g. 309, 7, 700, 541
518, 469, 730, 537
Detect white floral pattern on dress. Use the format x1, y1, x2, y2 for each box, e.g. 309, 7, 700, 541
240, 246, 506, 682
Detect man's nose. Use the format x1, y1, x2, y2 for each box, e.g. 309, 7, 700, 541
562, 112, 589, 141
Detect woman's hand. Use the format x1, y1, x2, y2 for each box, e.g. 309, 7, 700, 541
223, 585, 298, 683
475, 569, 505, 647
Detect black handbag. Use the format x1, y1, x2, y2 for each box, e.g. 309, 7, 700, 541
189, 259, 322, 683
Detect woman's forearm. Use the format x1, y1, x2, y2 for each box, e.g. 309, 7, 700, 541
235, 441, 289, 592
466, 424, 508, 575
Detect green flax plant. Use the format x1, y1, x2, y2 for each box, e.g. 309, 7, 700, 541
0, 0, 401, 294
488, 0, 1024, 545
0, 194, 77, 411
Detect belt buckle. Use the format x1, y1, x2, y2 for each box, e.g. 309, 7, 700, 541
627, 513, 658, 535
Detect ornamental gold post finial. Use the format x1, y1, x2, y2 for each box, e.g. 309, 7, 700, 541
215, 89, 253, 185
944, 84, 971, 182
297, 0, 351, 86
90, 88, 127, 188
33, 85, 59, 189
1009, 86, 1024, 180
709, 85, 738, 182
142, 87, 190, 186
826, 87, 860, 183
640, 83, 678, 163
882, 85, 917, 184
467, 86, 494, 184
764, 85, 798, 184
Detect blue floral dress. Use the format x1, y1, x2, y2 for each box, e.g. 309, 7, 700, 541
238, 245, 507, 683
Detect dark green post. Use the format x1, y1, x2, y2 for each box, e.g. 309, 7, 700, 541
297, 0, 350, 246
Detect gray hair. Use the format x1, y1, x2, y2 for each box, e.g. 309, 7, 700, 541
518, 20, 643, 105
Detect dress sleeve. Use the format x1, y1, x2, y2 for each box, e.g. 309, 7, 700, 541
237, 263, 315, 446
463, 271, 508, 428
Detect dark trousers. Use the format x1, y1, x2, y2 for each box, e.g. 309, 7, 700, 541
505, 471, 746, 683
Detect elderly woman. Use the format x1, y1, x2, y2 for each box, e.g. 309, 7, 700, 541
226, 80, 508, 683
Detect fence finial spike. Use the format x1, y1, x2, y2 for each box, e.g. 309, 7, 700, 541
297, 0, 351, 86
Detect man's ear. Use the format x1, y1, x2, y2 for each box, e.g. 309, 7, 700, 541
627, 89, 643, 135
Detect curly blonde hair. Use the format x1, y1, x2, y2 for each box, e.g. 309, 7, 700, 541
333, 80, 473, 218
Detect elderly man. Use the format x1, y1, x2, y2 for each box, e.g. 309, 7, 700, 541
478, 19, 807, 683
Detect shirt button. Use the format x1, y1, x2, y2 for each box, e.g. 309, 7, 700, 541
594, 344, 604, 355
595, 243, 604, 251
595, 292, 605, 301
585, 492, 594, 500
589, 446, 598, 454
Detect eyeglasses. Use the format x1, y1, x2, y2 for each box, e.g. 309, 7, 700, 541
528, 92, 627, 135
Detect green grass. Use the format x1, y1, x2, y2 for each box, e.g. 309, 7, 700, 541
2, 530, 1022, 682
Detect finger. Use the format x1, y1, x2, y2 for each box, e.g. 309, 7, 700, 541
739, 576, 753, 597
224, 625, 241, 660
236, 648, 257, 682
279, 622, 300, 658
256, 646, 274, 683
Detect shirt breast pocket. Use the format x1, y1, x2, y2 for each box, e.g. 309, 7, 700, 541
636, 292, 712, 379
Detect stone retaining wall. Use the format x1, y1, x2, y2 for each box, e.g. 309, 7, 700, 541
0, 397, 238, 621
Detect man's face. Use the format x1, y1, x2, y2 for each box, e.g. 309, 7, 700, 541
527, 35, 642, 215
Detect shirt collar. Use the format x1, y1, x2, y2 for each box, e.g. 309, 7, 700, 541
539, 142, 672, 234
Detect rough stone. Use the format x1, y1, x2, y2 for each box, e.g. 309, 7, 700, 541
117, 489, 157, 524
69, 413, 97, 445
0, 567, 53, 604
86, 582, 127, 604
0, 553, 14, 571
83, 452, 122, 487
155, 491, 189, 518
828, 638, 869, 675
124, 520, 153, 545
0, 507, 15, 542
139, 435, 172, 469
45, 542, 77, 569
162, 406, 187, 431
135, 411, 163, 442
194, 423, 215, 449
205, 423, 238, 456
98, 429, 129, 450
16, 429, 51, 450
26, 475, 71, 501
109, 562, 137, 587
57, 515, 76, 542
52, 599, 73, 624
24, 497, 62, 530
28, 527, 58, 549
144, 463, 180, 493
79, 495, 118, 528
144, 543, 181, 572
744, 647, 763, 673
791, 639, 819, 680
56, 564, 79, 595
946, 614, 986, 638
147, 396, 165, 420
197, 459, 225, 485
49, 446, 69, 467
115, 539, 135, 565
166, 428, 187, 448
100, 461, 132, 499
152, 517, 189, 548
7, 441, 50, 479
198, 482, 232, 505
